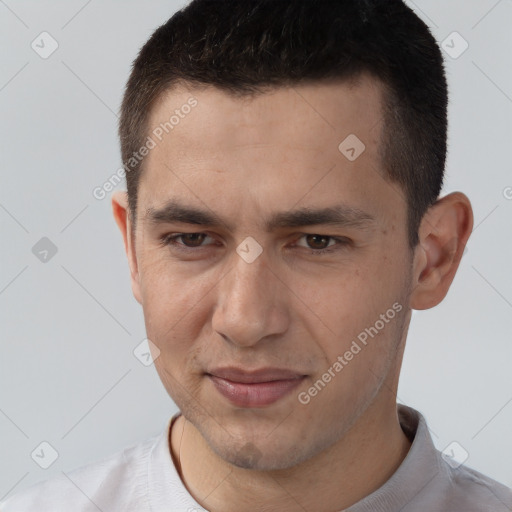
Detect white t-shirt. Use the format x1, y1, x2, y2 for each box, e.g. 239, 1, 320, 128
2, 404, 511, 511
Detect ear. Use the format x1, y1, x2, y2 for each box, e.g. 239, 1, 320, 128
111, 190, 142, 305
410, 192, 473, 310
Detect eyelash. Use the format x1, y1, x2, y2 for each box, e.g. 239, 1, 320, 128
159, 232, 351, 255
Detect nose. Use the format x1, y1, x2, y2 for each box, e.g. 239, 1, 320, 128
211, 246, 289, 348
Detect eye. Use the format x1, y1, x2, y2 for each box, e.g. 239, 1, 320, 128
295, 234, 350, 254
160, 232, 216, 250
159, 232, 351, 256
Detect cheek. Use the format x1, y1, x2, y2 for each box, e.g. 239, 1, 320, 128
301, 258, 406, 380
137, 256, 214, 355
297, 264, 386, 338
140, 261, 212, 402
298, 303, 406, 425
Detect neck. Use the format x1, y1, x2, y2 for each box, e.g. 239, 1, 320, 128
170, 398, 412, 511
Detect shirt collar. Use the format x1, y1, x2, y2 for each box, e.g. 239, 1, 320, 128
346, 404, 442, 511
147, 413, 204, 511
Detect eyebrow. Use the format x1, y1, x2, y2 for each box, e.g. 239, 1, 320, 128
145, 199, 377, 232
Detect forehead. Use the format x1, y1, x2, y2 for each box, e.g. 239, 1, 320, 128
138, 77, 405, 232
147, 76, 384, 156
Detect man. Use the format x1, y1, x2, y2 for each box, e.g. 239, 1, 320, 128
2, 0, 511, 510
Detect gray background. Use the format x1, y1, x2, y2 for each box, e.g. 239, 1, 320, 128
1, 0, 511, 499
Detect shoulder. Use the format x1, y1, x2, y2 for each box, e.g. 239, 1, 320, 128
0, 434, 159, 512
395, 405, 512, 511
438, 460, 512, 511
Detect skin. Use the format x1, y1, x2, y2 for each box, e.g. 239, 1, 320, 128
112, 75, 473, 511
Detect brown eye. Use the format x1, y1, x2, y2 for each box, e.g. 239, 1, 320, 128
304, 234, 333, 250
294, 234, 351, 254
161, 232, 215, 250
179, 233, 208, 247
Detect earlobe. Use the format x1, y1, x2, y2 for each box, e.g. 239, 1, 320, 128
111, 191, 143, 305
409, 192, 474, 310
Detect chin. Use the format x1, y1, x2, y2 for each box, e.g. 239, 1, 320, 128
208, 434, 313, 471
180, 396, 331, 471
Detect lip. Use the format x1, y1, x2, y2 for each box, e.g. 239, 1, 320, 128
206, 367, 307, 408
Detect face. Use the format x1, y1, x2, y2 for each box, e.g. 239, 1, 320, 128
126, 76, 415, 470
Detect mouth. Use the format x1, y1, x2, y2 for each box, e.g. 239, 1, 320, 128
206, 367, 307, 408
